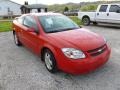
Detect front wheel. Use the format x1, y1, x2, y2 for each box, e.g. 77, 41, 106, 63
13, 31, 22, 46
43, 49, 58, 73
82, 17, 90, 26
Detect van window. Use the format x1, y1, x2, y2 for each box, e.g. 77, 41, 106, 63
99, 5, 108, 12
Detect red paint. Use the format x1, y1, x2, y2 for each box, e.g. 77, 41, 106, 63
13, 13, 111, 75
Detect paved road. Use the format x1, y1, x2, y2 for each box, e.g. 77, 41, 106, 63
0, 24, 120, 90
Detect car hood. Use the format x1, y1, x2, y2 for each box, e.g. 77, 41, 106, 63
47, 28, 105, 51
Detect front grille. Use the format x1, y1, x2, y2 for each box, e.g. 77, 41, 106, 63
87, 44, 107, 57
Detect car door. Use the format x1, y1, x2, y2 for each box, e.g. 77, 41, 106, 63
15, 16, 25, 42
21, 15, 40, 53
107, 5, 120, 24
96, 5, 109, 22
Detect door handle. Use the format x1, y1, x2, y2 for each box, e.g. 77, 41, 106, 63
107, 13, 109, 16
97, 13, 99, 16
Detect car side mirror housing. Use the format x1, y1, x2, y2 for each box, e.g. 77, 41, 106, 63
116, 10, 120, 13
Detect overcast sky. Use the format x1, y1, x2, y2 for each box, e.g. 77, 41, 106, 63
10, 0, 116, 5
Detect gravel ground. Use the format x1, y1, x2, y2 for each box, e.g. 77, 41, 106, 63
0, 24, 120, 90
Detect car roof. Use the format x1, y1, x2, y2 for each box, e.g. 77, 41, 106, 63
99, 4, 120, 6
22, 13, 63, 17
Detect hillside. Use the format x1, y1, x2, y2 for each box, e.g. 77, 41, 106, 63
48, 1, 120, 12
48, 3, 80, 13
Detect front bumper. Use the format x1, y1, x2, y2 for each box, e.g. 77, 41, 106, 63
56, 45, 111, 75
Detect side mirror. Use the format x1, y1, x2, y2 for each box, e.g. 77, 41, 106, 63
116, 10, 120, 13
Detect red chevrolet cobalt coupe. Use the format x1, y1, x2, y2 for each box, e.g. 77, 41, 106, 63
13, 13, 111, 75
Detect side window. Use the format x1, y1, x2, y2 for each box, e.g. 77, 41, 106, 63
17, 17, 24, 24
99, 5, 108, 12
0, 7, 1, 10
109, 5, 120, 12
23, 16, 38, 31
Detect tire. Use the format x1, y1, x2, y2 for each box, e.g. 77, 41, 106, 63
43, 49, 57, 73
93, 22, 98, 25
13, 31, 22, 46
82, 17, 90, 26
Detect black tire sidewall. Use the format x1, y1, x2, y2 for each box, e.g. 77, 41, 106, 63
13, 32, 22, 46
43, 49, 57, 73
82, 17, 90, 26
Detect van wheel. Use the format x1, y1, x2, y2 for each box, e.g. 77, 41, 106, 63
43, 49, 58, 73
82, 17, 90, 26
93, 22, 98, 25
13, 32, 22, 46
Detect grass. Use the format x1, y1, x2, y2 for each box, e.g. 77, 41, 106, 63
69, 16, 82, 26
0, 21, 12, 32
0, 16, 81, 32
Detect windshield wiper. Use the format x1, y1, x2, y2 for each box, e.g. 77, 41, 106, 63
64, 27, 80, 31
55, 27, 79, 32
46, 27, 80, 33
47, 30, 61, 33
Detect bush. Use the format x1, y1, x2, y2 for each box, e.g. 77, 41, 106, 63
69, 16, 82, 25
64, 7, 69, 12
80, 4, 98, 11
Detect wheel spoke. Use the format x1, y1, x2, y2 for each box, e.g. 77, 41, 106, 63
45, 52, 53, 70
14, 34, 18, 44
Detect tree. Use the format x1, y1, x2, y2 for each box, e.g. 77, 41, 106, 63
64, 7, 69, 12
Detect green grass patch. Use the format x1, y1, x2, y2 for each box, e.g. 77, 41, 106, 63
0, 21, 12, 32
69, 16, 82, 26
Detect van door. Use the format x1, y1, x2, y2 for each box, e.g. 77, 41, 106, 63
107, 5, 120, 24
96, 5, 109, 22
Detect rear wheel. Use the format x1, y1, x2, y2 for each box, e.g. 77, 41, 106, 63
13, 31, 22, 46
43, 49, 58, 73
82, 17, 90, 26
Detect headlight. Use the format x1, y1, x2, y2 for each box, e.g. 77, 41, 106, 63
62, 48, 86, 59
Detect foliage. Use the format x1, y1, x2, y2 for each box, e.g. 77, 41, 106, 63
69, 16, 82, 25
80, 4, 98, 11
48, 3, 98, 12
64, 7, 69, 12
48, 3, 80, 13
48, 1, 120, 12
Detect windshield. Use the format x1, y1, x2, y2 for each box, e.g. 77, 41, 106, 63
38, 15, 79, 33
